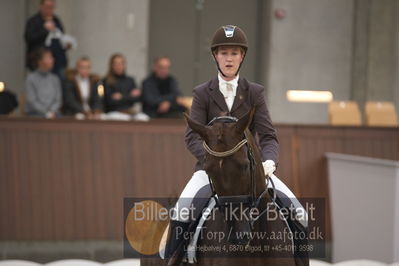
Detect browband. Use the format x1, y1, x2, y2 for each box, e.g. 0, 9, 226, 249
207, 116, 238, 126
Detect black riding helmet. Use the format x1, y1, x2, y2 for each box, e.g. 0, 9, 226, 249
210, 25, 248, 77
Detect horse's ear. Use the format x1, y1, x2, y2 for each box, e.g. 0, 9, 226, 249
183, 112, 208, 140
235, 107, 255, 135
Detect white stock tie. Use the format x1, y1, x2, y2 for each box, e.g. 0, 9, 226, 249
224, 82, 234, 111
225, 82, 234, 97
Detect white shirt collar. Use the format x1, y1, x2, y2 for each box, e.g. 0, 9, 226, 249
75, 75, 89, 83
218, 73, 239, 97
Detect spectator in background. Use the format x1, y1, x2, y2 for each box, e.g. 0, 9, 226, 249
25, 0, 71, 79
142, 56, 186, 118
25, 48, 62, 118
103, 53, 141, 113
0, 82, 18, 115
62, 57, 102, 118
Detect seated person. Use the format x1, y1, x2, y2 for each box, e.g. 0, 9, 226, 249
103, 53, 141, 113
0, 82, 19, 115
25, 48, 62, 118
142, 56, 186, 118
62, 56, 102, 118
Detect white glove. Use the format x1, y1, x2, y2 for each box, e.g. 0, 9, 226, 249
60, 34, 78, 49
262, 160, 276, 177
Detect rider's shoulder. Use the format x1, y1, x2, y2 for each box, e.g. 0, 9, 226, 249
242, 78, 265, 95
192, 79, 213, 95
248, 80, 265, 92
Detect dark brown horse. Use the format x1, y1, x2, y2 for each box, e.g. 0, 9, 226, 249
142, 109, 308, 266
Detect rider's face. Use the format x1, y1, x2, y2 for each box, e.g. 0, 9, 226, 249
214, 46, 244, 80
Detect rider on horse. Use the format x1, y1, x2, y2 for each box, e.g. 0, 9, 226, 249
164, 25, 307, 265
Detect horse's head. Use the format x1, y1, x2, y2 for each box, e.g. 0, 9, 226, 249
185, 109, 254, 195
185, 108, 257, 244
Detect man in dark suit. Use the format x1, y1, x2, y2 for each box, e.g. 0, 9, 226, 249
142, 56, 186, 118
164, 25, 307, 266
24, 0, 68, 78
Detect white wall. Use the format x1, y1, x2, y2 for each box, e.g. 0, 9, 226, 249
395, 0, 399, 119
327, 153, 399, 263
0, 0, 26, 94
265, 0, 354, 124
0, 0, 149, 95
56, 0, 150, 83
1, 0, 397, 123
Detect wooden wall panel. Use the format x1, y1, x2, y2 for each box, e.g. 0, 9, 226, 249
0, 118, 398, 241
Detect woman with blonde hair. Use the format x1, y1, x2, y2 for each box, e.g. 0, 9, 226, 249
164, 25, 308, 266
103, 53, 141, 113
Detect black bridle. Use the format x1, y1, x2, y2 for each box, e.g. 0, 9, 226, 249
204, 116, 277, 227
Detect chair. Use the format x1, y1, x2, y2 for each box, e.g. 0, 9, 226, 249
365, 101, 398, 127
177, 96, 193, 110
328, 101, 362, 126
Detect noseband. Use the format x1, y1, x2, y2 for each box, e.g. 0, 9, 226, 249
203, 139, 247, 157
203, 116, 247, 158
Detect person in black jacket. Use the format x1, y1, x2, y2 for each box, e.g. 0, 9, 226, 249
62, 57, 102, 117
142, 56, 186, 118
24, 0, 69, 78
103, 53, 142, 113
0, 82, 18, 115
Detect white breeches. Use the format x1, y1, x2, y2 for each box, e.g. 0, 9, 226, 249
179, 170, 209, 199
173, 170, 308, 227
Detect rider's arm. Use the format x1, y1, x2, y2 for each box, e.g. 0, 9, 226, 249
184, 87, 208, 162
251, 85, 279, 167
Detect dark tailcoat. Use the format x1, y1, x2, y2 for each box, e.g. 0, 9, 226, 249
185, 77, 279, 171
